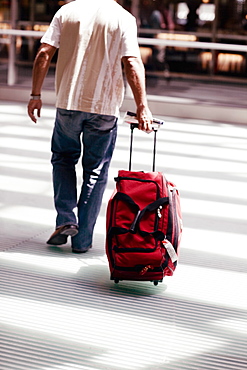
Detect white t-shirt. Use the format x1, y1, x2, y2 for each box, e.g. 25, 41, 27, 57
41, 0, 141, 116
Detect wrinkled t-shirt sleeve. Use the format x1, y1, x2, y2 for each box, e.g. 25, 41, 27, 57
40, 10, 62, 48
121, 16, 140, 58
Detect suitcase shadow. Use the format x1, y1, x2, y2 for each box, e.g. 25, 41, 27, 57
75, 263, 169, 296
107, 281, 168, 296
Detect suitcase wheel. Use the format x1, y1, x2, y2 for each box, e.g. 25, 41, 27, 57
152, 279, 163, 286
114, 279, 120, 284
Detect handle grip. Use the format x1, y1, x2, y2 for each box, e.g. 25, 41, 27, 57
124, 111, 164, 127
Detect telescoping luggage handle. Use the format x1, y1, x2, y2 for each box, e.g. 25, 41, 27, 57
124, 111, 164, 172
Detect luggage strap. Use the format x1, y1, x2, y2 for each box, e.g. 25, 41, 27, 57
108, 192, 169, 238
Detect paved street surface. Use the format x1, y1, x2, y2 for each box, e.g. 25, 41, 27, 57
0, 101, 247, 370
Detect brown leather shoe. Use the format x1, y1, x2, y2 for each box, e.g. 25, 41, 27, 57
47, 224, 78, 245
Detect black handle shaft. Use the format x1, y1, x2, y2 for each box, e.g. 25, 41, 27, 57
129, 124, 157, 172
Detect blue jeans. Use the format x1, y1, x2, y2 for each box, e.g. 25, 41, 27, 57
51, 108, 118, 250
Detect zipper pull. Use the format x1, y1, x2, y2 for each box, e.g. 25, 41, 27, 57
140, 265, 154, 275
157, 206, 162, 218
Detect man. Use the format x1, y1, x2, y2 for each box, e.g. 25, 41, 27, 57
27, 0, 153, 253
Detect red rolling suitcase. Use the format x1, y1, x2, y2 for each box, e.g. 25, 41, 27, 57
105, 116, 182, 286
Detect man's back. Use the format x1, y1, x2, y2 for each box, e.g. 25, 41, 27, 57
41, 0, 140, 116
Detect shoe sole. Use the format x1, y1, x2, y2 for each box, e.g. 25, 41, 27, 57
61, 228, 78, 237
47, 234, 68, 245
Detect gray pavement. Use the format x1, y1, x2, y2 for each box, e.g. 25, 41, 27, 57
0, 101, 247, 369
146, 76, 247, 108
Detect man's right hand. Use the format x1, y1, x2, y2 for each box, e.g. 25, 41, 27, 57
136, 105, 153, 133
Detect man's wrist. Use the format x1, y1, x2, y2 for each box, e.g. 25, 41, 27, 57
30, 94, 41, 100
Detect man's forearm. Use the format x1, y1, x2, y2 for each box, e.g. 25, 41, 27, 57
28, 43, 57, 123
31, 43, 57, 95
122, 56, 148, 109
122, 56, 152, 132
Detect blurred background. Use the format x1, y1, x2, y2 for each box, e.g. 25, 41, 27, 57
1, 0, 247, 81
0, 0, 246, 123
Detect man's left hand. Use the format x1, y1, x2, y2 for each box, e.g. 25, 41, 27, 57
27, 99, 42, 123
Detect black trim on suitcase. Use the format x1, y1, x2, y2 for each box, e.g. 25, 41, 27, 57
113, 247, 157, 253
108, 192, 169, 236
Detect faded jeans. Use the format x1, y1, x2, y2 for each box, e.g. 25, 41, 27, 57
51, 108, 118, 251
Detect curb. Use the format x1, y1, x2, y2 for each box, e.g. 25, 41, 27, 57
1, 86, 246, 125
